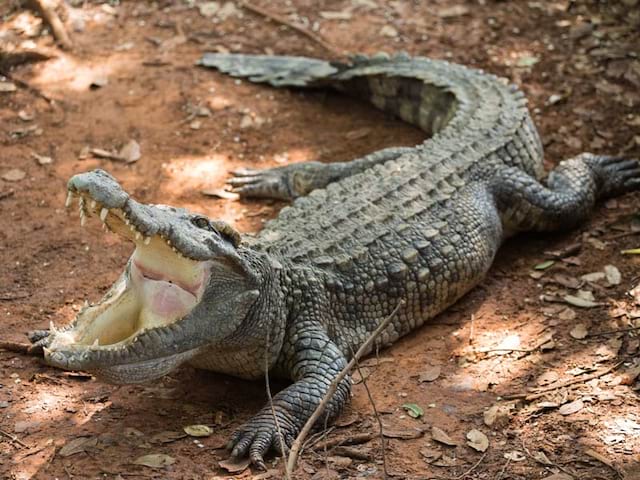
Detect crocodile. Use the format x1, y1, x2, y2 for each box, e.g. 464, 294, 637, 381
31, 53, 640, 467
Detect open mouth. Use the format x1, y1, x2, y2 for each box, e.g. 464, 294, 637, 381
48, 185, 211, 354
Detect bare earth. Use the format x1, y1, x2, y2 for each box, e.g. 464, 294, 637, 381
1, 1, 639, 479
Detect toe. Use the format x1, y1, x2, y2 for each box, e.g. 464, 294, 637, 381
249, 430, 273, 469
226, 176, 261, 186
231, 168, 261, 177
230, 430, 255, 458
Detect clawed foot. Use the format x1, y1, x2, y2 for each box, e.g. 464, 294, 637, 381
227, 407, 296, 469
583, 154, 640, 197
227, 167, 294, 200
226, 161, 332, 201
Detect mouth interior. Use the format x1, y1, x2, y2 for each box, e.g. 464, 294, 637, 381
53, 192, 209, 350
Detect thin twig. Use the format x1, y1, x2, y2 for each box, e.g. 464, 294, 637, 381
605, 230, 640, 241
0, 190, 16, 201
29, 0, 73, 50
504, 362, 623, 401
495, 457, 511, 480
263, 328, 290, 478
587, 326, 640, 337
0, 428, 29, 448
0, 340, 43, 356
434, 450, 488, 480
521, 437, 575, 478
313, 432, 376, 451
0, 69, 57, 105
285, 300, 403, 476
239, 1, 344, 57
349, 345, 388, 480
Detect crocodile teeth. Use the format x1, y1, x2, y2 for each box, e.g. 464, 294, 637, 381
143, 236, 151, 245
92, 339, 100, 347
65, 191, 74, 208
129, 225, 135, 231
90, 200, 97, 209
125, 218, 130, 225
100, 208, 109, 222
49, 320, 58, 334
135, 232, 142, 240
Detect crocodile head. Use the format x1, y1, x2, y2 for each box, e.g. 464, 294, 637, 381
44, 169, 259, 383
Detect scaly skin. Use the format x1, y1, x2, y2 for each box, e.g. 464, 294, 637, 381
34, 53, 640, 469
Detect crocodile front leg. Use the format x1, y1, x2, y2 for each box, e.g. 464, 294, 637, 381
228, 322, 351, 468
227, 147, 413, 200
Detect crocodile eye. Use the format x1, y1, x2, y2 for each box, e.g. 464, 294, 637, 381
192, 217, 212, 230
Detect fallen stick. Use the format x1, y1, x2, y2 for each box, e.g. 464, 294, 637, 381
0, 428, 29, 449
29, 0, 73, 50
0, 340, 43, 357
239, 1, 344, 57
504, 361, 623, 401
285, 300, 403, 476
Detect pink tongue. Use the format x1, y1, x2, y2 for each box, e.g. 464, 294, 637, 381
149, 283, 191, 316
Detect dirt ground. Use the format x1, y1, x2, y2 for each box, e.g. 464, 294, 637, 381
1, 1, 639, 479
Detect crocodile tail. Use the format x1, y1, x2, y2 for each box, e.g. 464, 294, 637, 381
198, 53, 343, 87
198, 52, 459, 136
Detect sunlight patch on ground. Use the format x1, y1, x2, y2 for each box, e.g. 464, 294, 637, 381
162, 154, 229, 187
30, 54, 131, 93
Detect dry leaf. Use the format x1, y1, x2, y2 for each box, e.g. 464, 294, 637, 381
133, 453, 176, 468
559, 398, 584, 415
183, 424, 213, 437
604, 265, 621, 285
379, 25, 398, 37
558, 308, 576, 321
431, 426, 457, 446
563, 295, 600, 308
18, 110, 35, 121
570, 324, 588, 340
219, 457, 250, 473
418, 366, 441, 382
150, 431, 186, 444
2, 169, 26, 182
584, 448, 613, 468
420, 447, 442, 463
581, 272, 605, 282
59, 436, 98, 457
432, 453, 456, 467
32, 152, 53, 165
552, 274, 581, 289
483, 404, 512, 427
466, 429, 489, 452
119, 139, 141, 163
504, 450, 526, 461
532, 450, 553, 465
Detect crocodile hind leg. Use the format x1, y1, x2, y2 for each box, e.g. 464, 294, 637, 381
227, 146, 414, 200
492, 153, 640, 234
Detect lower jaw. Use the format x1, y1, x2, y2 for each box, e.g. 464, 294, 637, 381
91, 349, 200, 384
